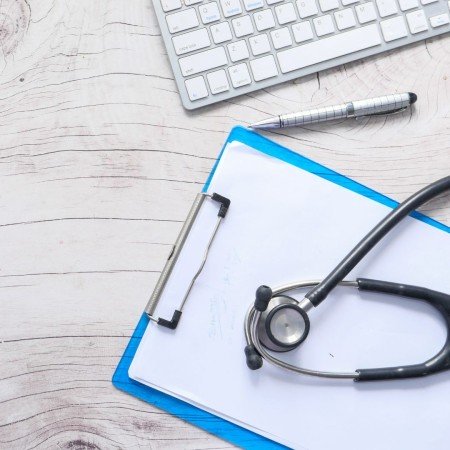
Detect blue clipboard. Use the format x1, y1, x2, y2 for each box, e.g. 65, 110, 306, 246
112, 126, 449, 449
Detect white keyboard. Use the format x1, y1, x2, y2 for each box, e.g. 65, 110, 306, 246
153, 0, 450, 109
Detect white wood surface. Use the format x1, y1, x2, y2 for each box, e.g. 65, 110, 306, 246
0, 0, 449, 448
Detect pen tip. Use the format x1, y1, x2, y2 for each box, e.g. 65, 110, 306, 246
248, 117, 280, 130
408, 92, 418, 104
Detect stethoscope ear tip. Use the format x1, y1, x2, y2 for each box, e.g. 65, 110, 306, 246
244, 344, 263, 370
255, 285, 273, 312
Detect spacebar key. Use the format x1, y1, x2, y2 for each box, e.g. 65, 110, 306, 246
277, 24, 382, 74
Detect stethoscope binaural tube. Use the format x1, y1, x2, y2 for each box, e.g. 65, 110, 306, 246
245, 280, 359, 379
244, 176, 450, 381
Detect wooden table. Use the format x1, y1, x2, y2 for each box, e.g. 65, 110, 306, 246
1, 0, 449, 448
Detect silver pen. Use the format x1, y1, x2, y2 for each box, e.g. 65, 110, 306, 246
250, 92, 417, 130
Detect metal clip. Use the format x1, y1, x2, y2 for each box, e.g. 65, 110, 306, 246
144, 192, 230, 330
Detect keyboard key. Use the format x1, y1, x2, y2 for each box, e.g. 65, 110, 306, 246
166, 9, 199, 33
380, 16, 408, 41
296, 0, 319, 18
421, 0, 438, 4
376, 0, 398, 17
254, 9, 276, 31
232, 15, 254, 36
342, 0, 359, 5
313, 14, 335, 35
243, 0, 264, 10
430, 13, 450, 27
268, 0, 284, 3
398, 0, 418, 11
211, 22, 233, 43
228, 63, 252, 87
220, 0, 242, 17
406, 10, 428, 33
185, 76, 208, 101
250, 55, 279, 81
249, 34, 271, 55
227, 40, 250, 61
356, 2, 377, 23
335, 8, 356, 29
275, 3, 298, 24
319, 0, 339, 12
179, 47, 227, 76
185, 0, 203, 4
161, 0, 182, 12
270, 27, 293, 49
277, 23, 381, 73
292, 21, 314, 42
200, 2, 221, 23
207, 69, 230, 94
172, 29, 211, 55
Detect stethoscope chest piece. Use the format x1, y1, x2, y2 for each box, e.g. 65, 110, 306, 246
258, 296, 310, 352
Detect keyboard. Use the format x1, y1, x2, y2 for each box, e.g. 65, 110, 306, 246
153, 0, 450, 109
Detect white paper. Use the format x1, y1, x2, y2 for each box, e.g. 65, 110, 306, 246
129, 140, 450, 450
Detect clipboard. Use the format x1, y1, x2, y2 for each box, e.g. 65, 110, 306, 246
112, 126, 449, 449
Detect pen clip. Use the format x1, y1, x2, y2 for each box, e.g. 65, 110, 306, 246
358, 106, 408, 120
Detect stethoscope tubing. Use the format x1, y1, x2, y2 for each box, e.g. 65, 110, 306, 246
305, 176, 450, 308
245, 176, 450, 381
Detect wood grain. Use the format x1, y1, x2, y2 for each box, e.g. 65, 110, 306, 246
0, 0, 449, 448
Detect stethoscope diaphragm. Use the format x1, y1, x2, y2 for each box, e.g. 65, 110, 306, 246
258, 296, 310, 352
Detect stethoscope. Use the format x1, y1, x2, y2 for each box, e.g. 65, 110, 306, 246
244, 176, 450, 381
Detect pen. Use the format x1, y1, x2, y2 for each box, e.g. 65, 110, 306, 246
250, 92, 417, 130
